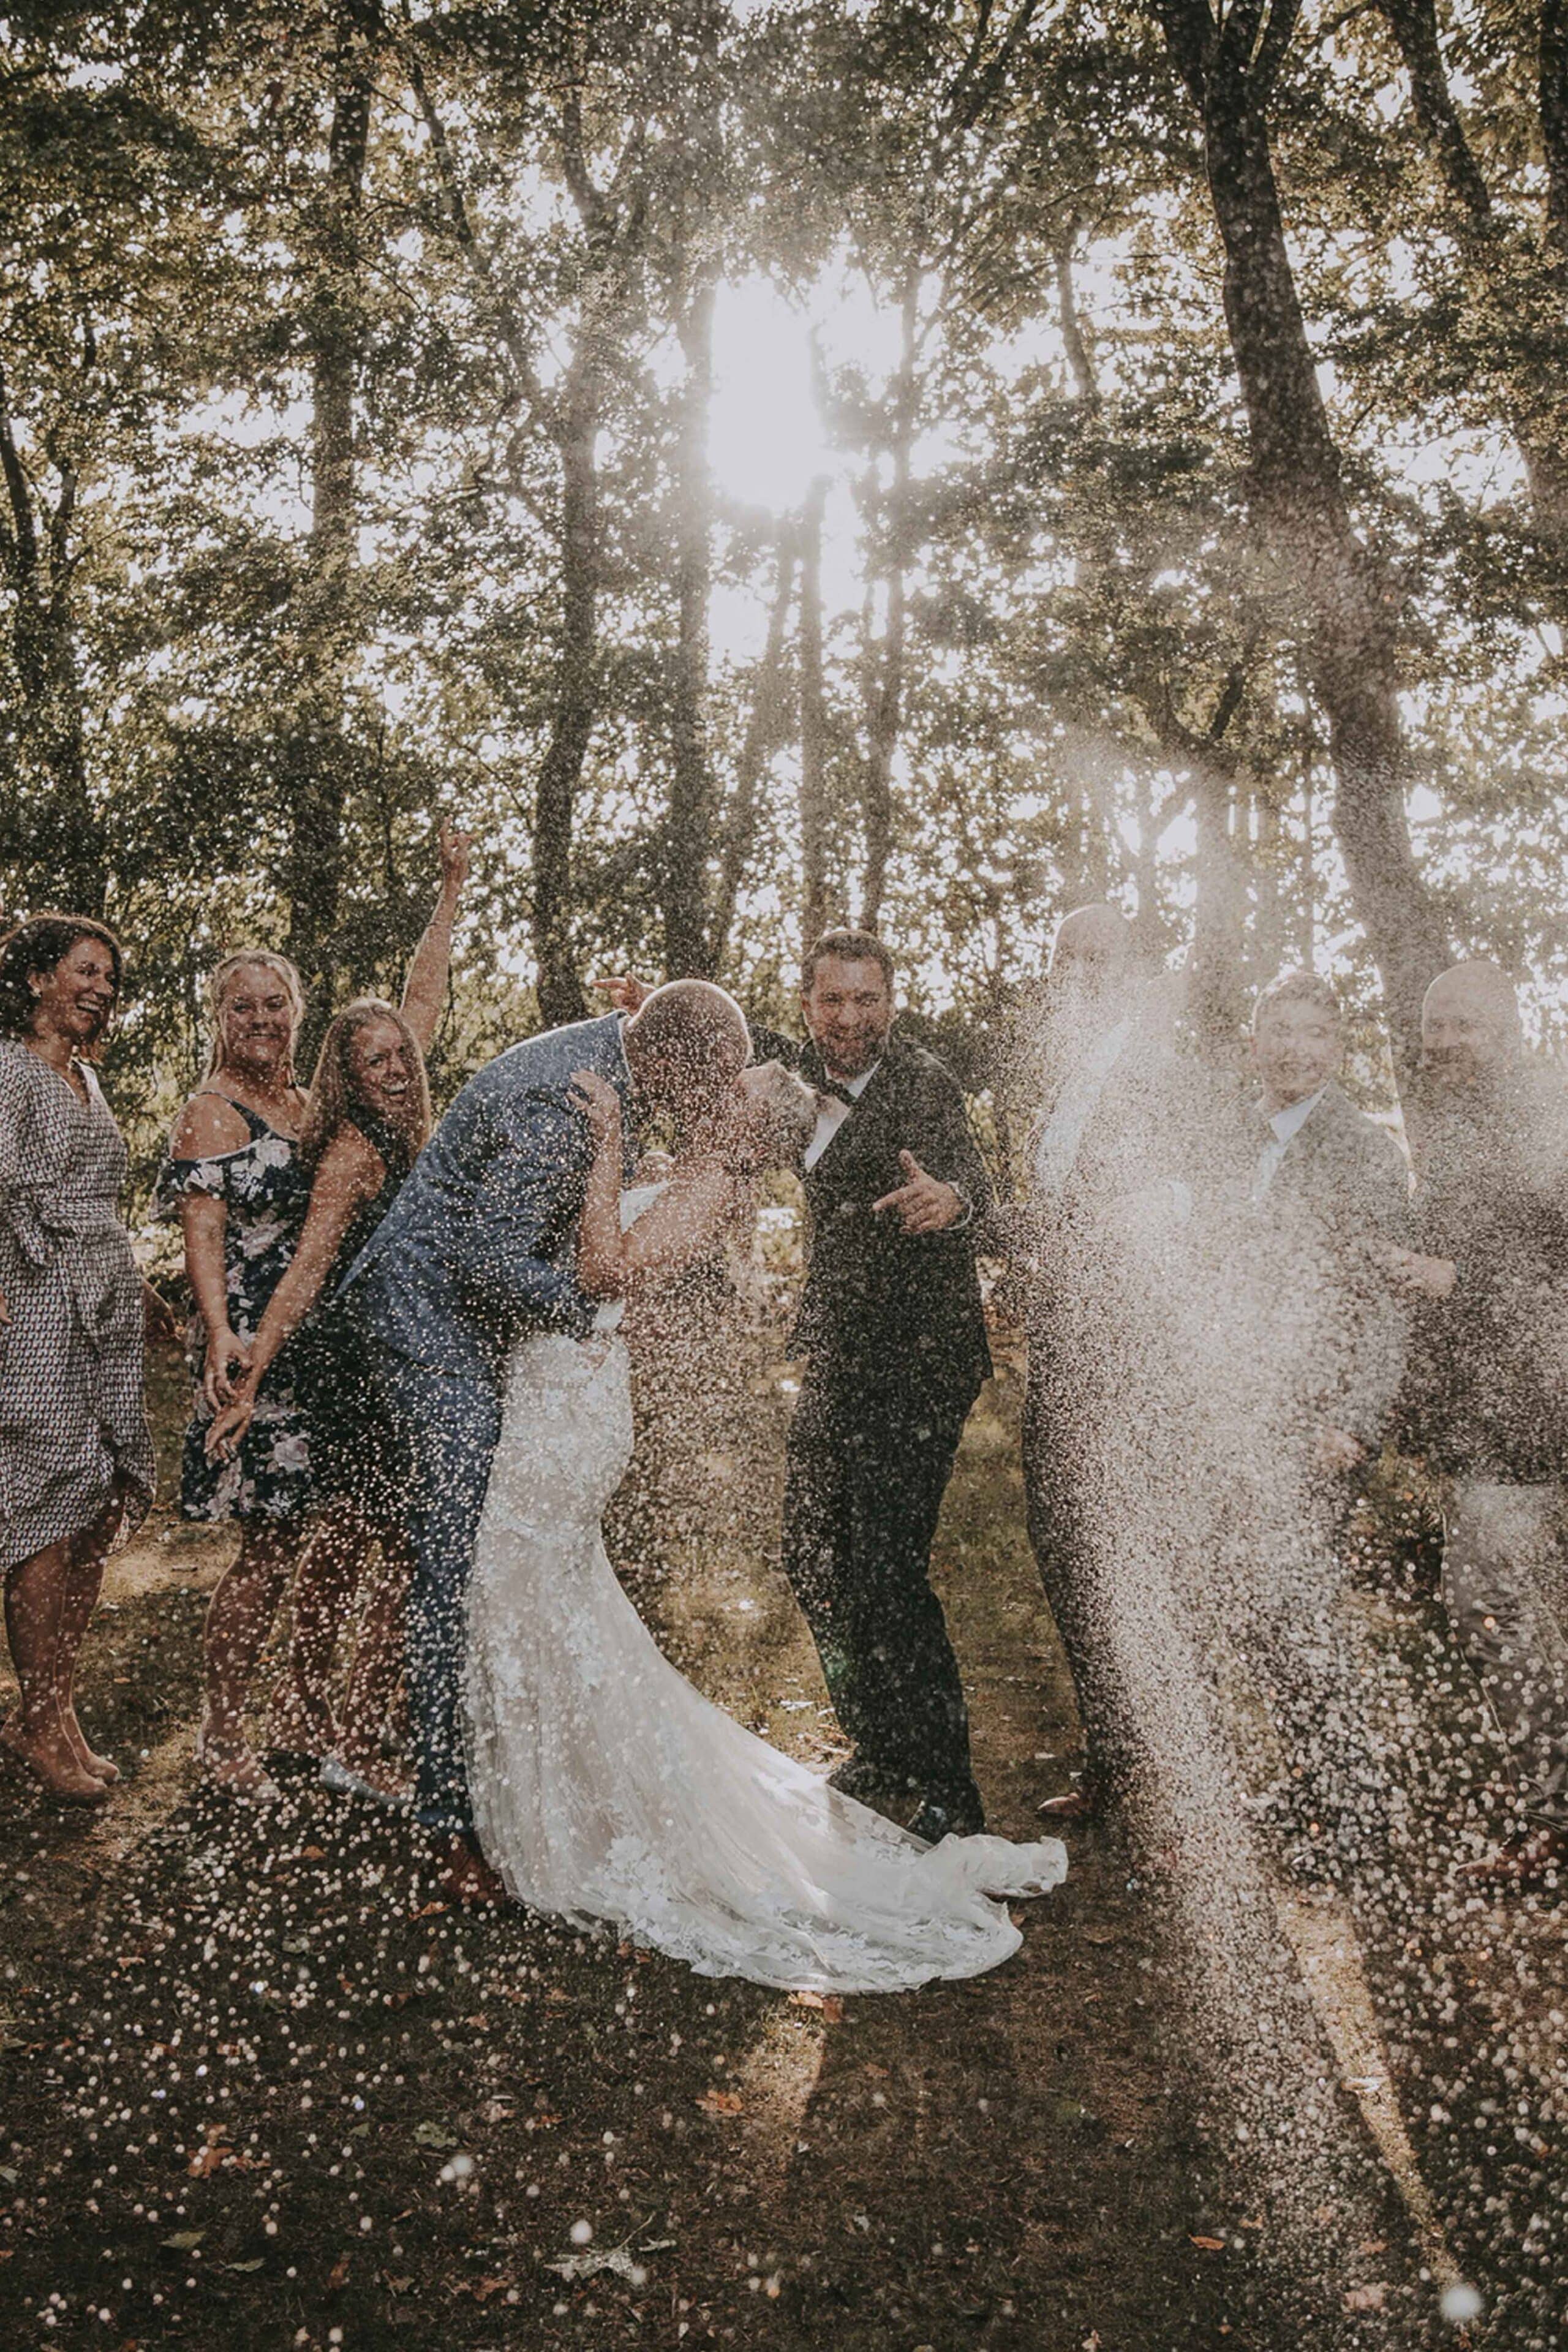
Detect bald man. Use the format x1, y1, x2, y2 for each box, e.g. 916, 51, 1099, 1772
342, 979, 750, 1888
1390, 960, 1568, 1879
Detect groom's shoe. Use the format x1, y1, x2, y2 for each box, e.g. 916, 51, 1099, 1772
907, 1785, 987, 1844
433, 1833, 505, 1909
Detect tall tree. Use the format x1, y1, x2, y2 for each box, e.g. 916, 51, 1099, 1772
1152, 0, 1452, 1087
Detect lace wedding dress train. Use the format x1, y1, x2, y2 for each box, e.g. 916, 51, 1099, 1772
464, 1329, 1067, 1994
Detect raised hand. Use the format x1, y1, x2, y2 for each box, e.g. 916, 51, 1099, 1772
872, 1150, 965, 1235
589, 974, 652, 1014
570, 1069, 622, 1142
438, 818, 472, 895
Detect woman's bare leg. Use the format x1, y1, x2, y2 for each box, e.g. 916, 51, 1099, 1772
336, 1531, 411, 1796
57, 1496, 125, 1781
265, 1506, 364, 1757
2, 1541, 107, 1802
199, 1519, 303, 1791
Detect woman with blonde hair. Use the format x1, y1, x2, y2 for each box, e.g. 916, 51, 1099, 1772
204, 824, 470, 1798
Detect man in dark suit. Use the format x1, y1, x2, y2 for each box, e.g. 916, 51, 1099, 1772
1389, 960, 1568, 1883
1245, 968, 1411, 1477
764, 929, 995, 1842
1226, 970, 1411, 1874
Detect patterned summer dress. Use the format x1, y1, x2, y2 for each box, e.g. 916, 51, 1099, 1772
0, 1039, 156, 1573
157, 1099, 314, 1522
292, 1109, 415, 1519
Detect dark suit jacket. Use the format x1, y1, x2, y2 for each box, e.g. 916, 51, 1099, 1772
1248, 1079, 1411, 1449
753, 1027, 994, 1397
340, 1012, 633, 1384
1399, 1069, 1568, 1480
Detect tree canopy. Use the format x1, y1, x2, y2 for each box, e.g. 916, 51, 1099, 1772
5, 0, 1567, 1143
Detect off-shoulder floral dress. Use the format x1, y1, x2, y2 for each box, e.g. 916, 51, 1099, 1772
0, 1039, 155, 1572
157, 1100, 314, 1522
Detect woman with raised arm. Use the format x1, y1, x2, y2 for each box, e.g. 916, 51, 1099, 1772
462, 1059, 1068, 1992
206, 825, 470, 1799
0, 914, 162, 1802
165, 823, 468, 1795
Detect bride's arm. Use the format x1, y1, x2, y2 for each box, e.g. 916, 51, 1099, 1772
570, 1071, 744, 1299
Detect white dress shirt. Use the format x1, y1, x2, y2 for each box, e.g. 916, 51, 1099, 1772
803, 1061, 879, 1172
1252, 1086, 1325, 1201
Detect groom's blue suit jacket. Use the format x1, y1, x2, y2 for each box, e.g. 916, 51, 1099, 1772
340, 1011, 633, 1385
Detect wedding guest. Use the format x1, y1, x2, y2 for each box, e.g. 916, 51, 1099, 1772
988, 902, 1232, 1823
763, 930, 996, 1844
1389, 959, 1568, 1884
1224, 970, 1410, 1874
1243, 970, 1410, 1483
206, 825, 470, 1799
161, 947, 317, 1793
0, 914, 160, 1802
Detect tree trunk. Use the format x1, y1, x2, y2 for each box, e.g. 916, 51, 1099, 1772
662, 270, 718, 978
859, 270, 919, 932
287, 0, 379, 1005
712, 524, 797, 963
0, 372, 107, 916
1189, 766, 1248, 1060
799, 476, 832, 943
533, 347, 601, 1029
1155, 0, 1450, 1092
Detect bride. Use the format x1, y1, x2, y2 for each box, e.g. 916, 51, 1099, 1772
461, 1058, 1066, 1992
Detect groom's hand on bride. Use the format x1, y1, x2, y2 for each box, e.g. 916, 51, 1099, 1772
873, 1151, 967, 1235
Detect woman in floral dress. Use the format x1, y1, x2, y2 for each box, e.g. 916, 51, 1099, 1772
161, 950, 315, 1794
0, 914, 160, 1803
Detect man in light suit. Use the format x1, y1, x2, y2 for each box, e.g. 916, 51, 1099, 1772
341, 981, 751, 1893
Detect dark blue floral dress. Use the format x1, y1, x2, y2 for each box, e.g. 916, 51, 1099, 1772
291, 1110, 415, 1520
157, 1099, 314, 1523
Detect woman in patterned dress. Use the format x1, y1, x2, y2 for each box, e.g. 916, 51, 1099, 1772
207, 826, 470, 1800
161, 949, 316, 1793
0, 914, 161, 1803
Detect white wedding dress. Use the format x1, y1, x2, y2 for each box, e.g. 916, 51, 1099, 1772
462, 1196, 1066, 1994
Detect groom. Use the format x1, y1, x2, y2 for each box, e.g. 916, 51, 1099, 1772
341, 981, 752, 1893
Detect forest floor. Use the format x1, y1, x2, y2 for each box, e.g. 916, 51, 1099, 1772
0, 1334, 1561, 2352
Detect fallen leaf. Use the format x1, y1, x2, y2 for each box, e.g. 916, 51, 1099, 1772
326, 2253, 351, 2293
1344, 2285, 1387, 2313
1239, 2217, 1264, 2231
1189, 2235, 1226, 2253
410, 1901, 448, 1920
789, 1991, 845, 2021
188, 2125, 231, 2178
1356, 2239, 1387, 2256
383, 2273, 415, 2295
225, 2259, 264, 2275
301, 1845, 326, 1861
413, 2120, 459, 2149
696, 2089, 744, 2116
161, 2230, 205, 2252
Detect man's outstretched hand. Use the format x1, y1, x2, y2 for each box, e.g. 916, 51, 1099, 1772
592, 974, 653, 1014
872, 1151, 965, 1235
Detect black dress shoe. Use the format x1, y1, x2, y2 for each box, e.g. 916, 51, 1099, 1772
907, 1790, 987, 1844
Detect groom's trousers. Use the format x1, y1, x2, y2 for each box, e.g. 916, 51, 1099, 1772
781, 1355, 982, 1808
368, 1343, 501, 1836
